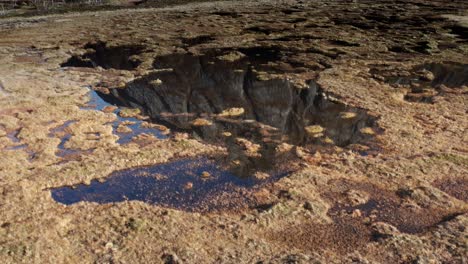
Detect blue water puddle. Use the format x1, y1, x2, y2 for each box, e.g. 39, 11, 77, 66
82, 90, 166, 144
48, 120, 81, 157
49, 90, 166, 159
6, 130, 21, 143
51, 158, 272, 211
6, 144, 28, 150
56, 134, 81, 157
50, 90, 290, 211
49, 120, 77, 137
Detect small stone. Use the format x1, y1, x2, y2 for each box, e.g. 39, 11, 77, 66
253, 171, 270, 180
150, 79, 163, 86
201, 171, 211, 179
304, 201, 314, 211
339, 112, 357, 119
352, 209, 362, 217
161, 253, 180, 264
360, 127, 375, 135
217, 51, 246, 62
312, 151, 322, 161
152, 173, 167, 180
102, 105, 117, 113
276, 142, 293, 152
191, 118, 212, 126
184, 182, 193, 190
219, 107, 245, 117
174, 133, 189, 140
418, 69, 435, 82
222, 132, 232, 137
235, 138, 260, 153
305, 125, 325, 137
119, 108, 141, 118
372, 222, 400, 238
295, 147, 307, 158
116, 124, 132, 133
323, 137, 334, 144
345, 189, 369, 206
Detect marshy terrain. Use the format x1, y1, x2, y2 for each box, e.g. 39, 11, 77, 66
0, 0, 467, 263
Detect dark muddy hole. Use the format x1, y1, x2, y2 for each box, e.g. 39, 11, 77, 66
61, 42, 144, 70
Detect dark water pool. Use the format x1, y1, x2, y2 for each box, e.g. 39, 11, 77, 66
51, 158, 277, 211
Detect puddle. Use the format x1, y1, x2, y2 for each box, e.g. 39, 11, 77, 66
46, 87, 168, 162
48, 120, 80, 157
51, 158, 281, 212
55, 48, 381, 210
6, 144, 28, 150
82, 89, 167, 144
6, 130, 21, 143
2, 128, 36, 161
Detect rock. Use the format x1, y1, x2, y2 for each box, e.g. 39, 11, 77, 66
174, 133, 189, 141
116, 123, 132, 133
191, 118, 212, 126
235, 138, 260, 154
201, 171, 211, 179
372, 222, 400, 238
217, 51, 246, 62
253, 171, 270, 180
305, 125, 325, 137
218, 107, 245, 117
183, 182, 193, 190
295, 146, 307, 159
322, 137, 334, 144
418, 70, 435, 82
345, 189, 369, 206
360, 127, 375, 135
339, 112, 357, 119
276, 142, 293, 152
150, 78, 163, 86
119, 108, 141, 118
352, 209, 362, 217
304, 201, 314, 211
161, 253, 180, 264
102, 105, 117, 113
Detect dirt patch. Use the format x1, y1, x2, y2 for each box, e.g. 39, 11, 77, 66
269, 218, 372, 255
433, 177, 468, 202
324, 179, 464, 234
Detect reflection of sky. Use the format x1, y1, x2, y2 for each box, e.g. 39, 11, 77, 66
81, 89, 167, 144
51, 158, 266, 211
49, 89, 167, 158
6, 130, 20, 143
